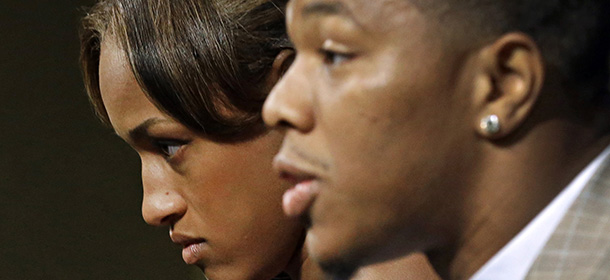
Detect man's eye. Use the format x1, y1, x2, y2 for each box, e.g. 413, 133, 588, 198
321, 49, 353, 66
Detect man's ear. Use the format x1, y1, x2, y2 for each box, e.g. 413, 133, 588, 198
471, 33, 545, 139
265, 48, 296, 91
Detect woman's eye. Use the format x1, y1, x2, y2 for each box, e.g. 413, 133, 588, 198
321, 49, 353, 66
155, 140, 186, 159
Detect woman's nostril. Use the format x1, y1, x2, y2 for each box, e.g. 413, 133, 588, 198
160, 213, 183, 226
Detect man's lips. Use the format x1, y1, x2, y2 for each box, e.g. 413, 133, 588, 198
274, 156, 321, 218
170, 230, 207, 265
181, 242, 206, 265
282, 180, 318, 217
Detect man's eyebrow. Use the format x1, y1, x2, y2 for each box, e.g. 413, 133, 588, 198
302, 1, 358, 24
127, 118, 168, 142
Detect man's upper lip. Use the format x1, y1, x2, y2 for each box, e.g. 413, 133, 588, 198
273, 155, 318, 184
169, 231, 206, 247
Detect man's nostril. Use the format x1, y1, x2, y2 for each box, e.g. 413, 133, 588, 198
278, 120, 293, 128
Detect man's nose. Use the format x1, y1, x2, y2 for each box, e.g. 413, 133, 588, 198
140, 161, 187, 226
263, 57, 315, 132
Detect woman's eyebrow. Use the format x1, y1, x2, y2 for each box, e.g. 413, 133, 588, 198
128, 118, 170, 142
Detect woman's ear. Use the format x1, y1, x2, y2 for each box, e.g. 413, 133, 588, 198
471, 33, 545, 139
265, 49, 296, 90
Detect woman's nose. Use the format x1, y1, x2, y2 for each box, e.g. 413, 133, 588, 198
140, 161, 187, 226
141, 190, 187, 226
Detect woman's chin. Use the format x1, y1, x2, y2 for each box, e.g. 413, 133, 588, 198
197, 264, 281, 280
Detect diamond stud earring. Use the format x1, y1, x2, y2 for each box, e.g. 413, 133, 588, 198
480, 114, 500, 135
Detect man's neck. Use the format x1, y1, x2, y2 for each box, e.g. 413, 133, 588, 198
352, 253, 440, 280
429, 120, 610, 279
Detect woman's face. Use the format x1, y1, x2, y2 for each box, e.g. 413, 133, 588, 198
98, 39, 304, 280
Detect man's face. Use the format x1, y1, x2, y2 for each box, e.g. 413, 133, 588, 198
263, 0, 478, 272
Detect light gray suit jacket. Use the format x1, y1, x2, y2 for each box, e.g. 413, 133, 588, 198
525, 157, 610, 280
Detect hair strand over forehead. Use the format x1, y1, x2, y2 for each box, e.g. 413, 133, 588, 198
80, 0, 290, 140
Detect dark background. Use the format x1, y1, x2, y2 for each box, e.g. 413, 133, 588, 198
0, 1, 204, 279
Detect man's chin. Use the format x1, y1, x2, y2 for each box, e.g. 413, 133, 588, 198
307, 235, 362, 280
317, 257, 358, 280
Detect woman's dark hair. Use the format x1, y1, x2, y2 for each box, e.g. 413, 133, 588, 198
81, 0, 290, 140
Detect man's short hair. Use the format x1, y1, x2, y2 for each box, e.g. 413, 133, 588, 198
418, 0, 610, 105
